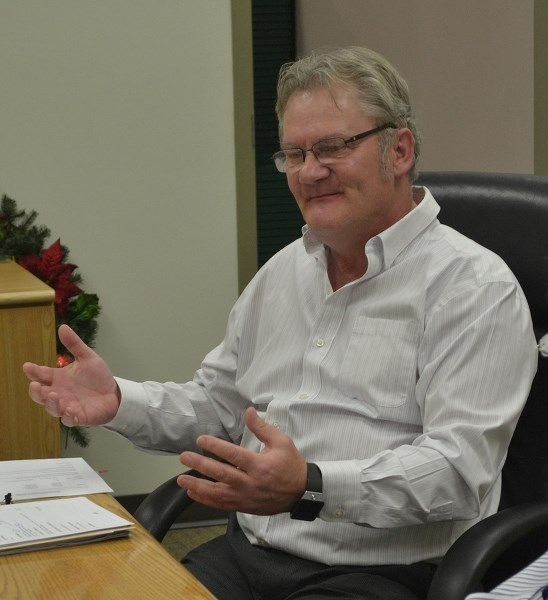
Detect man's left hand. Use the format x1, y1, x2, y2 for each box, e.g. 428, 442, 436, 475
178, 407, 307, 515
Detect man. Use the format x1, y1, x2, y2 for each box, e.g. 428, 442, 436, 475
24, 47, 537, 600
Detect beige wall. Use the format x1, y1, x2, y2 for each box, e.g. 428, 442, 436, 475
0, 0, 240, 495
296, 0, 535, 174
535, 0, 548, 175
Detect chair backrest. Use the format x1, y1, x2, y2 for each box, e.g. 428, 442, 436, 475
417, 171, 548, 508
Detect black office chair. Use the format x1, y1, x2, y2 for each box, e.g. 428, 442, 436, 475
135, 172, 548, 600
419, 172, 548, 599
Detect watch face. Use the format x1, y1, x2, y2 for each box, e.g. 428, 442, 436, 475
302, 491, 322, 502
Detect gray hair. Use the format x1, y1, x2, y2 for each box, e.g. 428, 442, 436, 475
275, 46, 421, 182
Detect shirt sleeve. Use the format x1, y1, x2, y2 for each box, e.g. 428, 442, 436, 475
102, 276, 262, 454
317, 280, 538, 527
103, 310, 251, 454
102, 377, 231, 454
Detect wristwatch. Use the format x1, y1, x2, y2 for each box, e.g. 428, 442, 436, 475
290, 462, 324, 521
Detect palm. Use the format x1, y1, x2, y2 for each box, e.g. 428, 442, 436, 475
23, 325, 120, 427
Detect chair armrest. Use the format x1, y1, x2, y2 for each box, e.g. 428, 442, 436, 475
427, 501, 548, 600
133, 471, 199, 542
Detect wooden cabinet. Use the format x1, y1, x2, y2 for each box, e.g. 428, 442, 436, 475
0, 260, 60, 459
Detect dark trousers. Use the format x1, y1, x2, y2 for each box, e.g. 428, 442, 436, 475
182, 515, 436, 600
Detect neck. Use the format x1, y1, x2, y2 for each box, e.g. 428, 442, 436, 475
326, 246, 367, 291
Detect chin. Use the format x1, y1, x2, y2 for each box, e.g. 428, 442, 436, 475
305, 206, 346, 228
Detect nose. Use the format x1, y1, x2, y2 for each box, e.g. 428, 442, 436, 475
298, 151, 330, 184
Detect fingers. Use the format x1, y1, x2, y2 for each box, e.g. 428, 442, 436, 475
58, 324, 96, 361
27, 380, 49, 405
186, 409, 286, 473
178, 454, 245, 511
23, 326, 95, 382
40, 391, 80, 426
244, 406, 283, 446
178, 408, 306, 515
22, 325, 94, 383
177, 473, 236, 511
60, 408, 79, 427
26, 378, 79, 426
22, 362, 54, 386
180, 450, 244, 483
191, 435, 247, 469
44, 395, 62, 417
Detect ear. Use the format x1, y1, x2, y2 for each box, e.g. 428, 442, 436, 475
391, 128, 415, 178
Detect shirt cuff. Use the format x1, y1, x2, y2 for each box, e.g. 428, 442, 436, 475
315, 460, 362, 522
103, 377, 150, 436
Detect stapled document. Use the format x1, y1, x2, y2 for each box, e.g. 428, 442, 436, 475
0, 496, 133, 555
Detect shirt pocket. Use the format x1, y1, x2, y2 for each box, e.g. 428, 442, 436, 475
338, 317, 420, 408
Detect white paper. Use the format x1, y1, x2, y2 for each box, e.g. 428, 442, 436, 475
0, 496, 133, 554
0, 457, 113, 501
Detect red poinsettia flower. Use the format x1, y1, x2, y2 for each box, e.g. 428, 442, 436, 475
19, 239, 82, 317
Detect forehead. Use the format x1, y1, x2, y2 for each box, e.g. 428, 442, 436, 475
281, 83, 371, 143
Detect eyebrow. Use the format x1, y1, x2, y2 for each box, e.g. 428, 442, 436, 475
280, 133, 349, 149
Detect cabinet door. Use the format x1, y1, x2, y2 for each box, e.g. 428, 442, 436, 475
0, 263, 60, 459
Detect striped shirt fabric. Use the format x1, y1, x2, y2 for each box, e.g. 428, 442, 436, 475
109, 187, 537, 566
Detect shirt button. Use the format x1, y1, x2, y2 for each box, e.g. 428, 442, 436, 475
334, 507, 345, 519
316, 338, 325, 347
299, 393, 309, 400
272, 422, 280, 429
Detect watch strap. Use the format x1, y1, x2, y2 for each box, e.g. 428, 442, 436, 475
305, 462, 323, 492
290, 462, 324, 521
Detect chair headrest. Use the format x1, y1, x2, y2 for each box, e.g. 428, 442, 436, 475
417, 171, 548, 337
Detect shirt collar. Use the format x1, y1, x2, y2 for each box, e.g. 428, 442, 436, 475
376, 186, 440, 269
302, 186, 440, 275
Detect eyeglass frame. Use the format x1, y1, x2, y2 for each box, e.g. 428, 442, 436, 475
271, 122, 397, 173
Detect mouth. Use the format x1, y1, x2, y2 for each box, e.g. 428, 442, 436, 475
306, 190, 343, 203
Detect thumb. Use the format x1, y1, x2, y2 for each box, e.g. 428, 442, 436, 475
244, 406, 280, 447
58, 324, 96, 361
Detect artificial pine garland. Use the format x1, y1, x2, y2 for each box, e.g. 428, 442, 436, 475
0, 194, 101, 447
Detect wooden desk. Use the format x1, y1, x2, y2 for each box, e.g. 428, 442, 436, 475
0, 494, 216, 599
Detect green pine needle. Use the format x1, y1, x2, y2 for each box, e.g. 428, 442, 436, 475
1, 194, 102, 449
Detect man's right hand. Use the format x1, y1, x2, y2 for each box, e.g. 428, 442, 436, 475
23, 324, 120, 427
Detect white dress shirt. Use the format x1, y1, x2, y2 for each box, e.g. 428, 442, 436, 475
107, 188, 537, 566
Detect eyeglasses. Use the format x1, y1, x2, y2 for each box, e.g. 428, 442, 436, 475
271, 123, 397, 173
